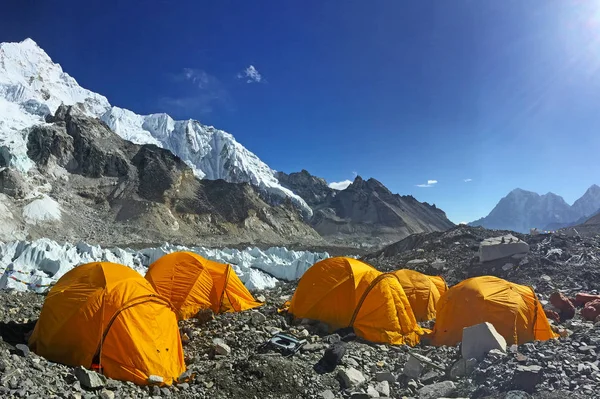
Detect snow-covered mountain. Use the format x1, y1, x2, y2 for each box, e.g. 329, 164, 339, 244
471, 186, 600, 233
0, 38, 311, 217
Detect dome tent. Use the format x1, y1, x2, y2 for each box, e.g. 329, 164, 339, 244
392, 269, 447, 322
29, 262, 185, 385
288, 257, 424, 346
431, 275, 559, 346
145, 251, 262, 319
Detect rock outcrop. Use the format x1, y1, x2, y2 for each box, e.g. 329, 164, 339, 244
277, 170, 455, 246
16, 105, 322, 247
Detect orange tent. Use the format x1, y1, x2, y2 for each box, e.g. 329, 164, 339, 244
431, 276, 558, 346
393, 269, 447, 321
145, 252, 262, 319
288, 257, 423, 346
29, 262, 185, 385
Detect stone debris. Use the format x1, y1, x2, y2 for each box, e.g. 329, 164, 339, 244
479, 234, 529, 262
402, 352, 431, 378
512, 365, 543, 392
250, 311, 267, 326
374, 371, 395, 383
418, 380, 456, 399
373, 380, 390, 396
449, 357, 478, 379
337, 367, 366, 389
212, 338, 231, 356
461, 322, 507, 360
3, 226, 600, 398
74, 366, 107, 389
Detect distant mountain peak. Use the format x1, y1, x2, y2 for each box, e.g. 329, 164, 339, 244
472, 185, 600, 233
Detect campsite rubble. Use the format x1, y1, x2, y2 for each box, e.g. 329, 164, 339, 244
1, 225, 600, 398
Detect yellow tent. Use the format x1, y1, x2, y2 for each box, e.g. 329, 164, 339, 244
145, 252, 262, 318
393, 269, 447, 322
29, 262, 185, 385
431, 276, 558, 346
288, 257, 423, 346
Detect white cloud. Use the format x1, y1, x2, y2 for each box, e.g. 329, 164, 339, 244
329, 180, 353, 190
464, 178, 473, 183
238, 65, 263, 83
459, 221, 468, 225
162, 68, 230, 114
416, 179, 438, 188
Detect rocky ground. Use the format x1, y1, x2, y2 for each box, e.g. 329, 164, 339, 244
1, 225, 600, 398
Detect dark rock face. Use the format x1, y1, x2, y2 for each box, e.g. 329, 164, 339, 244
0, 168, 28, 198
27, 124, 75, 168
277, 170, 454, 246
24, 105, 321, 246
276, 170, 333, 207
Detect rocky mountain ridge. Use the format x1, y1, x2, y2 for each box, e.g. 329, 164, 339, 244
277, 170, 455, 246
0, 104, 320, 247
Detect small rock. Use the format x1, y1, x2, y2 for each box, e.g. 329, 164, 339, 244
345, 357, 360, 368
256, 294, 266, 302
337, 367, 366, 389
365, 384, 380, 397
250, 311, 267, 326
298, 329, 310, 337
302, 343, 324, 352
502, 263, 514, 271
421, 370, 443, 384
74, 366, 107, 389
432, 258, 446, 270
403, 353, 431, 378
323, 341, 348, 366
374, 380, 390, 396
99, 389, 115, 399
14, 344, 30, 357
375, 371, 395, 383
418, 381, 456, 399
512, 365, 543, 393
449, 358, 478, 379
407, 379, 418, 391
148, 375, 164, 384
461, 322, 507, 360
213, 338, 231, 356
320, 390, 335, 399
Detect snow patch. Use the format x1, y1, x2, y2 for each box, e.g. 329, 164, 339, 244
22, 195, 61, 225
0, 239, 329, 293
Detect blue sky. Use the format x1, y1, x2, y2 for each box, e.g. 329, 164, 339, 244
3, 0, 600, 223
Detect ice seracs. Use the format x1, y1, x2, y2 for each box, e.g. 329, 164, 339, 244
0, 239, 329, 292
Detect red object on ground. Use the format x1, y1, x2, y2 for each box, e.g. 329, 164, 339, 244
574, 293, 600, 307
549, 292, 576, 321
544, 308, 561, 324
582, 299, 600, 321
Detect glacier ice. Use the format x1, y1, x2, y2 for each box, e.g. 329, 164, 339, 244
22, 195, 61, 225
0, 239, 329, 293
